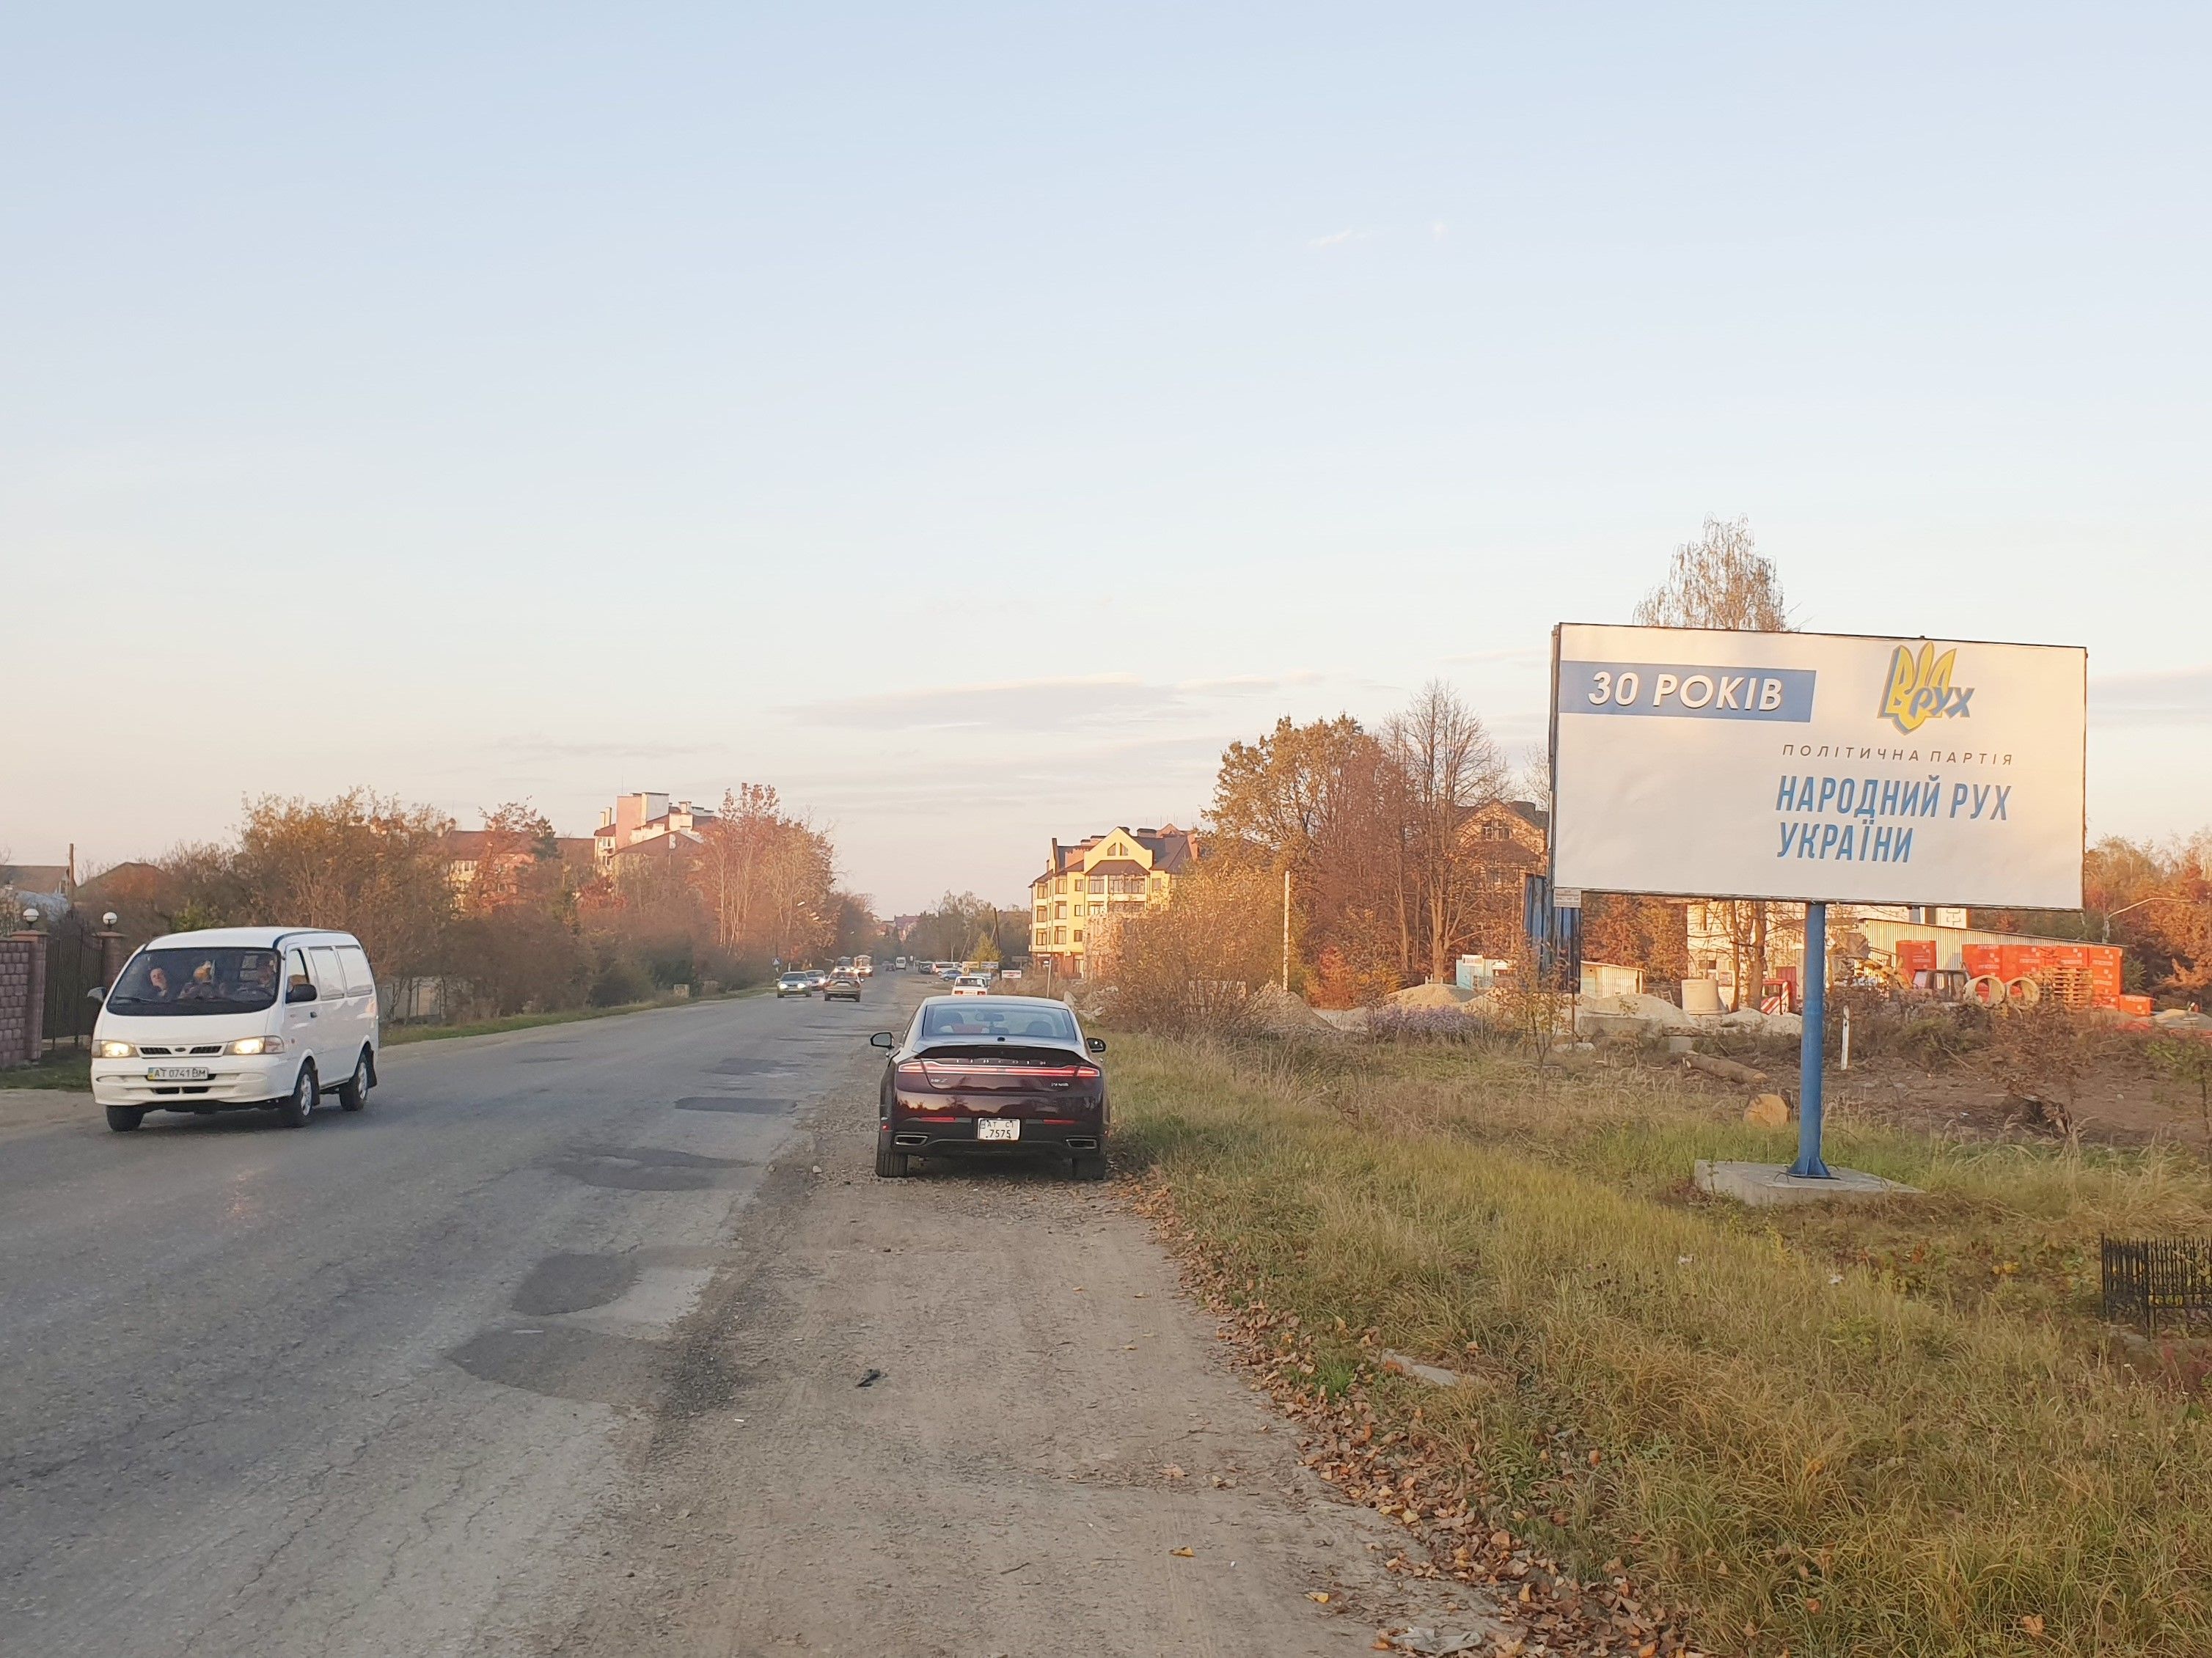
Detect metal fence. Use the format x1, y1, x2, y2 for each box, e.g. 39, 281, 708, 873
2101, 1236, 2212, 1333
40, 913, 111, 1052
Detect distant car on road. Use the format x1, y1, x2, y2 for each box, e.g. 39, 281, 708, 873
824, 974, 863, 1002
89, 927, 379, 1133
937, 966, 959, 981
775, 972, 813, 998
803, 969, 828, 990
951, 975, 990, 997
870, 994, 1109, 1180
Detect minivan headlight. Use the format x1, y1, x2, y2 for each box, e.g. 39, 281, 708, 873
94, 1039, 136, 1060
227, 1035, 287, 1056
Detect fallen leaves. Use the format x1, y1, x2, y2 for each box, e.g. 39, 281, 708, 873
1170, 1547, 1195, 1558
1130, 1177, 1700, 1658
2022, 1613, 2047, 1637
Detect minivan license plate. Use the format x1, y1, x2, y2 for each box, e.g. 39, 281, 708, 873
147, 1065, 211, 1082
975, 1118, 1020, 1141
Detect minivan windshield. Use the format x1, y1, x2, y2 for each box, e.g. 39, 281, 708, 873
107, 948, 285, 1016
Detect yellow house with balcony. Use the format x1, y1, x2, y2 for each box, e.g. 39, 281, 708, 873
1030, 824, 1199, 977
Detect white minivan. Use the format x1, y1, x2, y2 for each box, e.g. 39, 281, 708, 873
89, 927, 380, 1133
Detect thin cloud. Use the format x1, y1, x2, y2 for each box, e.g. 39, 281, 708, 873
2090, 665, 2212, 728
785, 673, 1321, 734
1439, 648, 1549, 669
1307, 227, 1369, 249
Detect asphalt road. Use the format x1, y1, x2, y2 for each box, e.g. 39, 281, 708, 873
0, 981, 904, 1657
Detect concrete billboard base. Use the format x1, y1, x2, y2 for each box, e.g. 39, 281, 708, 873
1694, 1159, 1920, 1208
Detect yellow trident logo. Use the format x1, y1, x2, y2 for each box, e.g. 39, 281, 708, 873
1879, 643, 1971, 733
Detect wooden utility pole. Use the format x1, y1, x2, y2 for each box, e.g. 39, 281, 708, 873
1281, 867, 1292, 991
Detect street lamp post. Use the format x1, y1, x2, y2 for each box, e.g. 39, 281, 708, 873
2102, 895, 2200, 945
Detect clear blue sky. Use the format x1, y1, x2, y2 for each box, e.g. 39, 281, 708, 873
6, 4, 2208, 909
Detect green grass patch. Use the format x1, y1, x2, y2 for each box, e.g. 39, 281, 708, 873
5, 1051, 92, 1090
1113, 1032, 2212, 1658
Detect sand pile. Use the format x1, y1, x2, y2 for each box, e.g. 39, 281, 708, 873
1248, 984, 1344, 1038
1389, 982, 1478, 1011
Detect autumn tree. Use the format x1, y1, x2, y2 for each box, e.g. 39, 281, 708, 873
227, 791, 455, 990
1633, 515, 1791, 1007
1388, 681, 1508, 982
1209, 714, 1408, 992
1098, 861, 1285, 1035
1632, 514, 1788, 632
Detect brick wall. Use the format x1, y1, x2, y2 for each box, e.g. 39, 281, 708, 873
0, 933, 48, 1066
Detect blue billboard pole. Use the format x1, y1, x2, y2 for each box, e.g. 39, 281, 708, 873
1788, 900, 1834, 1179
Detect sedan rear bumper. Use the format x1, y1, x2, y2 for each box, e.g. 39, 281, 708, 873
882, 1120, 1102, 1156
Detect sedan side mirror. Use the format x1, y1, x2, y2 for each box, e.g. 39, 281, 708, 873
85, 985, 106, 1002
869, 1031, 896, 1049
286, 982, 318, 1004
1086, 1037, 1107, 1054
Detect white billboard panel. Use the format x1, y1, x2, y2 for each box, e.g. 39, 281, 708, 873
1548, 623, 2086, 909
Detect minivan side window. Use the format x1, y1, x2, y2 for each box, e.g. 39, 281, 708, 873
289, 950, 313, 992
310, 947, 346, 998
338, 946, 373, 995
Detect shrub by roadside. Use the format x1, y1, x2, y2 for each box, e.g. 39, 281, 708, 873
1112, 1032, 2212, 1658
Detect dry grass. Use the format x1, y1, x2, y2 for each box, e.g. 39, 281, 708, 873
1113, 1033, 2212, 1658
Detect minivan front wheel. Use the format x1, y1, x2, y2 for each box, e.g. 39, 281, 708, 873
337, 1050, 371, 1112
105, 1105, 144, 1132
276, 1063, 317, 1129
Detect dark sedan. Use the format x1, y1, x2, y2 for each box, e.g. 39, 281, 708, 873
869, 995, 1107, 1181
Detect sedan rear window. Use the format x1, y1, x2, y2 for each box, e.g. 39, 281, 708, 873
920, 1002, 1077, 1043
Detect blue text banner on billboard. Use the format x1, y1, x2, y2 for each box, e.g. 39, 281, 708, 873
1548, 623, 2087, 909
1557, 661, 1816, 722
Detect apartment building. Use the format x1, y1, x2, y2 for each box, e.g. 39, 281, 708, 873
590, 792, 717, 871
1030, 824, 1199, 977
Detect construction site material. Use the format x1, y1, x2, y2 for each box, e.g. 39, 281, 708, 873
1744, 1093, 1790, 1128
1685, 1051, 1768, 1086
1694, 1159, 1921, 1208
1961, 941, 2124, 1008
1389, 982, 1477, 1011
1680, 978, 1724, 1016
1247, 985, 1344, 1038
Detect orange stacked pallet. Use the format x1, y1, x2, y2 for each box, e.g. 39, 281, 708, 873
1960, 942, 2125, 1010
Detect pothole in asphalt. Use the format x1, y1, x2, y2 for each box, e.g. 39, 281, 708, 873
711, 1056, 797, 1076
545, 1146, 752, 1191
512, 1252, 638, 1315
674, 1096, 791, 1114
448, 1327, 658, 1406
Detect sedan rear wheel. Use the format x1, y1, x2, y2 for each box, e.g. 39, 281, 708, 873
1071, 1153, 1107, 1181
874, 1136, 909, 1178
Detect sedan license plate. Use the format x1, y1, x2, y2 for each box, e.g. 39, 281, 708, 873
147, 1065, 211, 1082
975, 1118, 1021, 1142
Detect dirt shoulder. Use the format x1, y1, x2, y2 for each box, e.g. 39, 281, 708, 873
547, 1077, 1495, 1657
0, 1085, 95, 1136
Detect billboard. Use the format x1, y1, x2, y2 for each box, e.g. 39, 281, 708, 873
1548, 623, 2086, 909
